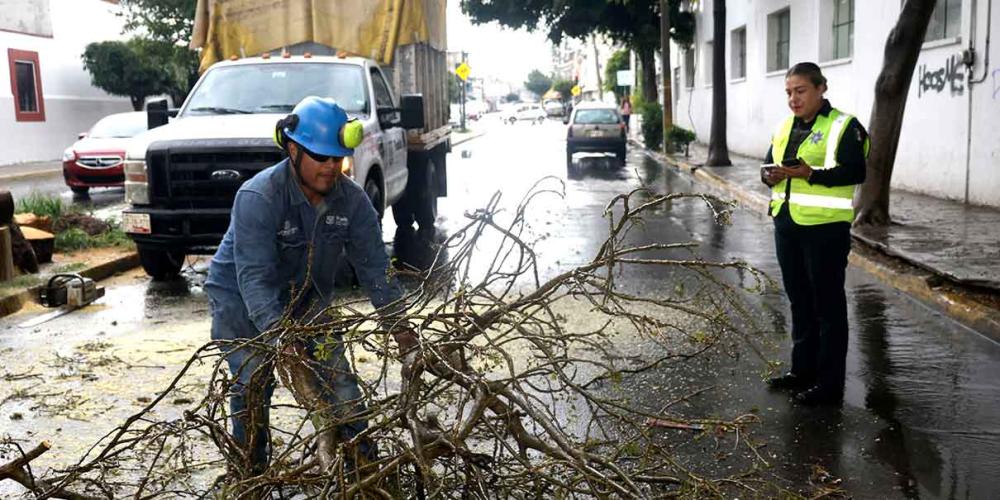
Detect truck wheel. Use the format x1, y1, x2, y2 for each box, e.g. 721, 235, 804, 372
414, 158, 438, 232
364, 174, 385, 221
138, 247, 184, 281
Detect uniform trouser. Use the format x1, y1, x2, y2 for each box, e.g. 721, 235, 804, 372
206, 286, 372, 471
773, 218, 851, 391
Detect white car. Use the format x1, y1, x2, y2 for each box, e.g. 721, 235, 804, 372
504, 104, 546, 124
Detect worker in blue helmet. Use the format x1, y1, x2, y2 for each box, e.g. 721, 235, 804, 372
205, 96, 416, 475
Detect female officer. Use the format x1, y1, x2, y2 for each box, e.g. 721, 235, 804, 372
762, 62, 869, 405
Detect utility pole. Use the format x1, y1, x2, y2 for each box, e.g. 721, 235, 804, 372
660, 0, 674, 152
460, 51, 467, 131
591, 35, 603, 100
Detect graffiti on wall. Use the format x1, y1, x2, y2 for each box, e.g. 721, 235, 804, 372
993, 68, 1000, 100
918, 54, 965, 97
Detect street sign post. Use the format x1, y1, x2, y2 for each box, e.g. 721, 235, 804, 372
616, 70, 634, 88
455, 62, 470, 82
571, 85, 582, 97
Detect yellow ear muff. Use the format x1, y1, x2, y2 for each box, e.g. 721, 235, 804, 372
341, 120, 364, 149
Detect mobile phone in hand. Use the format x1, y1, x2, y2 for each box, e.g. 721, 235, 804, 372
780, 158, 802, 167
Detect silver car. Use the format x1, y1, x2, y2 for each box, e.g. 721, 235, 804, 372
565, 102, 626, 166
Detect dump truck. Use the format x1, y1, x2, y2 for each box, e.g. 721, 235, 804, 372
122, 0, 449, 279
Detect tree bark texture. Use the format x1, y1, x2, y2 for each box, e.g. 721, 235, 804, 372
706, 0, 731, 166
854, 0, 938, 227
638, 45, 658, 104
660, 0, 674, 144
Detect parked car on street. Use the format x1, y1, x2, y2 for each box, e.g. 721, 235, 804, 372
542, 99, 565, 117
565, 102, 626, 167
62, 111, 147, 195
503, 104, 546, 124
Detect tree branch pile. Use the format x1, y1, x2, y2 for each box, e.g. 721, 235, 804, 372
2, 179, 784, 498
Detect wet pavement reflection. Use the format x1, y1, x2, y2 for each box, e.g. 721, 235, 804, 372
2, 116, 998, 498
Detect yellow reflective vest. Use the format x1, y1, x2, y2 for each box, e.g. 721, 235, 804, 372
769, 108, 868, 225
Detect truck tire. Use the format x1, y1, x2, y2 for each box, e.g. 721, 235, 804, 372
414, 158, 438, 231
364, 174, 385, 221
138, 247, 184, 281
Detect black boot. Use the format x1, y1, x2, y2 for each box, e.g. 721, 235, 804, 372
766, 372, 815, 392
793, 385, 843, 406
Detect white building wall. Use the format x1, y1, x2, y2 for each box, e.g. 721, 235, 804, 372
1, 0, 131, 166
673, 0, 1000, 207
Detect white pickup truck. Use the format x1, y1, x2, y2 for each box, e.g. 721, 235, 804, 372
122, 46, 449, 279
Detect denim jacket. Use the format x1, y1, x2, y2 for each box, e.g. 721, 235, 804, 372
206, 159, 403, 333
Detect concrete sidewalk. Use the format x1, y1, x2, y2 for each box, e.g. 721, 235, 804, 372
635, 138, 1000, 338
0, 160, 62, 182
664, 141, 1000, 292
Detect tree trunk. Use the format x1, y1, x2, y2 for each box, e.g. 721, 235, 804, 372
130, 96, 144, 111
660, 0, 673, 148
706, 0, 731, 166
854, 0, 938, 228
638, 45, 658, 104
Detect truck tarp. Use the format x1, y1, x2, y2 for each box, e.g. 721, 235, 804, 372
191, 0, 446, 72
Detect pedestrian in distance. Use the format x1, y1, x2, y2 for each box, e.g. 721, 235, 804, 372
761, 62, 870, 406
204, 96, 417, 474
620, 95, 632, 134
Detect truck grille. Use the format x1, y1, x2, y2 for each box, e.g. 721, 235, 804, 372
147, 141, 284, 209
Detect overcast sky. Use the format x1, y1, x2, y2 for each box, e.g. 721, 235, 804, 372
446, 2, 554, 87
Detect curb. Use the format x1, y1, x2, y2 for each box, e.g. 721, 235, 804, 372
636, 143, 1000, 341
0, 168, 62, 183
0, 251, 140, 318
451, 131, 486, 148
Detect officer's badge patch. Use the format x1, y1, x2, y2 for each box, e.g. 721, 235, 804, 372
809, 131, 824, 144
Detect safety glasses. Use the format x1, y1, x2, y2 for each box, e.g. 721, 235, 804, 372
302, 147, 342, 164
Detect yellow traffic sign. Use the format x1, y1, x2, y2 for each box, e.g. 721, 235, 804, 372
455, 62, 471, 81
571, 84, 582, 97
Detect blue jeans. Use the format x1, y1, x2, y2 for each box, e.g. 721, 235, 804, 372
207, 286, 372, 471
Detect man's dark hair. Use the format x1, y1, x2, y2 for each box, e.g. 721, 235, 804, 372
785, 62, 828, 88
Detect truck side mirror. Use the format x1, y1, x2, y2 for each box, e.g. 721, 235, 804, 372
146, 98, 178, 130
400, 94, 425, 130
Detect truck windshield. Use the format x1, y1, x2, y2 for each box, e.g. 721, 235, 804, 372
182, 63, 369, 116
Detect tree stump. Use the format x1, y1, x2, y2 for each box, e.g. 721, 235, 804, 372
0, 226, 14, 281
20, 226, 54, 264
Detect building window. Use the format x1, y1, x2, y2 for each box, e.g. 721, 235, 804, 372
767, 8, 791, 72
704, 42, 713, 85
684, 49, 695, 88
926, 0, 962, 42
7, 49, 45, 122
832, 0, 854, 59
673, 67, 680, 104
731, 27, 746, 79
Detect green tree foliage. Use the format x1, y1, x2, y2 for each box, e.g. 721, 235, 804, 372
449, 75, 462, 103
82, 40, 172, 110
524, 70, 553, 99
603, 48, 630, 101
117, 0, 199, 105
461, 0, 694, 103
119, 0, 196, 44
551, 79, 575, 102
505, 92, 520, 103
638, 101, 663, 150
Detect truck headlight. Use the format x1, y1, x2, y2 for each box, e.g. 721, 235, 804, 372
124, 160, 150, 205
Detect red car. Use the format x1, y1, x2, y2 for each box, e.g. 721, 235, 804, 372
63, 111, 147, 195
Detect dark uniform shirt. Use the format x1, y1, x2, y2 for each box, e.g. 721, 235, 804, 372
764, 99, 869, 223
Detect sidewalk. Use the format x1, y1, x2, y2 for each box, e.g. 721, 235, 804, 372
670, 142, 1000, 291
635, 138, 1000, 337
0, 160, 62, 182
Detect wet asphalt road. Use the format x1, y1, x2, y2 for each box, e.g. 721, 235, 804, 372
2, 114, 999, 498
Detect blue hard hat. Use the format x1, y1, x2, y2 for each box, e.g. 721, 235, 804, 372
282, 96, 354, 157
